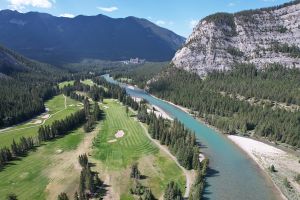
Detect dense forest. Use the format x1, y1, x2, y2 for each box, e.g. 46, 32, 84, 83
205, 64, 300, 105
110, 62, 167, 87
0, 45, 67, 128
149, 66, 300, 148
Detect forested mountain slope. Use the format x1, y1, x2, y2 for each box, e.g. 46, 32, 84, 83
149, 66, 300, 148
172, 1, 300, 76
147, 1, 300, 148
0, 10, 185, 64
0, 45, 66, 128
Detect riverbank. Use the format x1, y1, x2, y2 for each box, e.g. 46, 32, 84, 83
229, 135, 300, 200
151, 95, 300, 200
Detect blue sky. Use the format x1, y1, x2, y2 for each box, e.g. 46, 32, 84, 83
0, 0, 291, 37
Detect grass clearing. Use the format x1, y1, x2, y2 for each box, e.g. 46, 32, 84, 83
92, 99, 185, 199
0, 127, 84, 200
58, 80, 75, 89
0, 95, 81, 148
0, 93, 86, 199
81, 79, 94, 86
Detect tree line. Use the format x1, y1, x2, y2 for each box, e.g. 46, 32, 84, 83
138, 105, 200, 170
163, 157, 209, 200
149, 67, 300, 148
38, 109, 86, 142
0, 45, 69, 129
0, 107, 87, 170
0, 79, 59, 128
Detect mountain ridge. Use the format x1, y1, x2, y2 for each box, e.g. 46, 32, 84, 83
172, 0, 300, 76
0, 9, 185, 65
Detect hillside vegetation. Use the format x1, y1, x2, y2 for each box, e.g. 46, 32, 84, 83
149, 65, 300, 148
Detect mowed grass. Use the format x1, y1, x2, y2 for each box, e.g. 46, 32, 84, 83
94, 99, 158, 169
0, 94, 84, 199
58, 80, 75, 89
93, 99, 185, 198
0, 95, 81, 148
0, 128, 84, 200
80, 79, 94, 86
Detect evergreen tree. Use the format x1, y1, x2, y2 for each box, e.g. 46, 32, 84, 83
57, 193, 69, 200
164, 181, 183, 200
130, 163, 141, 179
73, 192, 79, 200
6, 193, 18, 200
144, 189, 155, 200
78, 154, 88, 168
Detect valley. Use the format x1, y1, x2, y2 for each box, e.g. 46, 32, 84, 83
0, 1, 299, 200
0, 79, 193, 200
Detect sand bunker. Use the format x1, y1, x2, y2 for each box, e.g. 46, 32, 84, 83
41, 114, 50, 119
69, 104, 74, 107
32, 120, 42, 124
108, 139, 117, 143
115, 130, 125, 138
56, 149, 63, 154
103, 106, 109, 109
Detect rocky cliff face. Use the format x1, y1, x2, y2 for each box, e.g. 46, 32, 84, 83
172, 1, 300, 76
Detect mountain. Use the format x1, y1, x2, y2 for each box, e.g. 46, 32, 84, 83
0, 10, 185, 64
0, 44, 64, 78
0, 44, 65, 128
172, 1, 300, 76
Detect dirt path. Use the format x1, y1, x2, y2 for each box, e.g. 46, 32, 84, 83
139, 122, 195, 198
0, 95, 68, 134
45, 126, 99, 199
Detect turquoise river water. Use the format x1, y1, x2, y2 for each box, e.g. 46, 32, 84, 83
103, 74, 280, 200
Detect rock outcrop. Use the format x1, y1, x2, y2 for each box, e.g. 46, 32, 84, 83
172, 1, 300, 76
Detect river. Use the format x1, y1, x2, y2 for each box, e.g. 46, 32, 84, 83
103, 74, 279, 200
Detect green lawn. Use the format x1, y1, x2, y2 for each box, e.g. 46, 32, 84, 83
93, 99, 158, 169
93, 99, 185, 198
58, 80, 75, 89
0, 95, 82, 148
0, 94, 85, 199
80, 79, 94, 86
0, 128, 84, 200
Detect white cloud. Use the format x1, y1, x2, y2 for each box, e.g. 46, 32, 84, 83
97, 6, 118, 12
189, 19, 198, 29
228, 2, 236, 7
155, 20, 174, 27
8, 0, 53, 10
59, 13, 75, 18
156, 20, 166, 26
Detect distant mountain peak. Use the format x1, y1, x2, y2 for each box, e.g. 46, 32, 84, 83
0, 10, 185, 64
